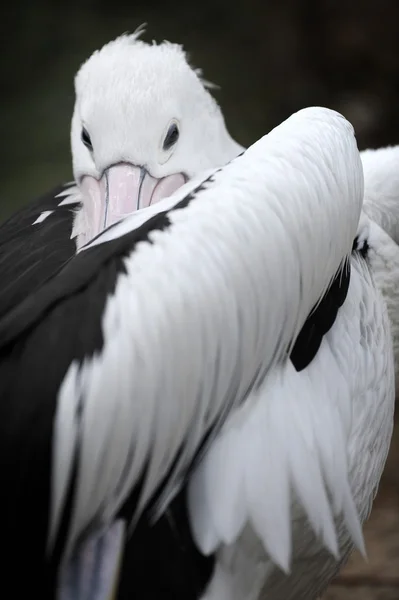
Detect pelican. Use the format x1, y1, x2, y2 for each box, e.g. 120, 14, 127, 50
0, 107, 394, 600
2, 27, 399, 355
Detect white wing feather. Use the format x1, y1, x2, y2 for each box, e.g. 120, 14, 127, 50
51, 107, 364, 562
188, 344, 364, 572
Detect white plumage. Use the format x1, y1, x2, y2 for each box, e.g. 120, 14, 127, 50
45, 107, 394, 599
197, 223, 393, 600
362, 145, 399, 244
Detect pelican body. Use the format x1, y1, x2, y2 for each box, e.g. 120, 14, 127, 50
0, 107, 394, 600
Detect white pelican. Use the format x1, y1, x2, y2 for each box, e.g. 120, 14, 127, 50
0, 107, 394, 600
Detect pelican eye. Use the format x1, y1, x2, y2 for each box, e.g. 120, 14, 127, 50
81, 127, 93, 151
163, 123, 179, 151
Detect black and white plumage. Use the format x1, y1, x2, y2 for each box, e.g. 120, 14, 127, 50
2, 28, 399, 359
0, 29, 243, 328
0, 28, 242, 314
0, 107, 395, 600
0, 183, 79, 319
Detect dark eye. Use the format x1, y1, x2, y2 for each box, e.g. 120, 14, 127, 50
81, 127, 93, 151
163, 123, 179, 151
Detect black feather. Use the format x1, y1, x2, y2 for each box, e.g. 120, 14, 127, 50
290, 237, 369, 372
0, 183, 80, 320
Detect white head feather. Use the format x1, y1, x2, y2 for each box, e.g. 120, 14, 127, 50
70, 27, 243, 246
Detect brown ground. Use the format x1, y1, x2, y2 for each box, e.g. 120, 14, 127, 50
323, 414, 399, 600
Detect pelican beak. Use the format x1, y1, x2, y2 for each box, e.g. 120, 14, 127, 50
81, 164, 186, 241
57, 521, 125, 600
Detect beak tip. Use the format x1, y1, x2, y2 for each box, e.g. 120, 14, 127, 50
57, 520, 125, 600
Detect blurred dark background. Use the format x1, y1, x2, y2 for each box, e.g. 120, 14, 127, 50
2, 0, 399, 221
1, 3, 399, 596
